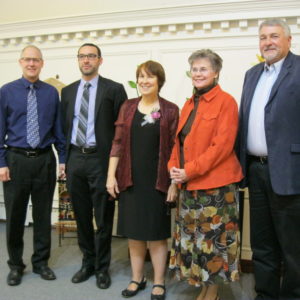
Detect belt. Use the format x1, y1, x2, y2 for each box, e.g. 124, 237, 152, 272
71, 145, 97, 154
8, 146, 51, 158
248, 155, 268, 164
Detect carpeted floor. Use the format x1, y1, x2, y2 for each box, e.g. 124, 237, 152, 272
0, 222, 256, 300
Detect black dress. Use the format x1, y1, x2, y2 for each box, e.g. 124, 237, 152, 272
117, 109, 171, 241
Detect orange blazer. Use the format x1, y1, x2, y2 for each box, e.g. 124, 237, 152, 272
168, 84, 243, 190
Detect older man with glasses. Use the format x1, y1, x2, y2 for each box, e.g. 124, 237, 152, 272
0, 45, 66, 286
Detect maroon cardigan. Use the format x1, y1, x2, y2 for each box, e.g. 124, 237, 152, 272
110, 96, 179, 194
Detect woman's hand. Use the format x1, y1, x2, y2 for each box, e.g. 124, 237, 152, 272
106, 176, 119, 198
166, 183, 178, 202
170, 167, 188, 184
106, 156, 120, 198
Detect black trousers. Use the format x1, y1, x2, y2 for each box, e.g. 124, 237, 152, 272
3, 149, 56, 271
66, 149, 114, 273
248, 158, 300, 300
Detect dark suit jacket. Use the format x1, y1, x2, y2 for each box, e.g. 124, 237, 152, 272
110, 97, 179, 194
61, 75, 127, 174
237, 51, 300, 195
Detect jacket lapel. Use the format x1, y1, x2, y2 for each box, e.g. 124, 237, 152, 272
94, 75, 105, 120
67, 82, 79, 134
127, 98, 139, 124
176, 98, 193, 134
267, 52, 292, 105
158, 97, 167, 126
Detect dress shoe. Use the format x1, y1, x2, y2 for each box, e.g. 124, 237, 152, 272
7, 270, 23, 286
96, 271, 111, 289
71, 266, 95, 283
33, 266, 56, 280
121, 276, 147, 298
151, 284, 166, 300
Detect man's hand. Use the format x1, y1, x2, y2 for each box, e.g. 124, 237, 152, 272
0, 167, 11, 182
59, 164, 66, 179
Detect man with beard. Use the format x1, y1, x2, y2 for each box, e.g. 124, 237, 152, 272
237, 19, 300, 300
61, 43, 127, 289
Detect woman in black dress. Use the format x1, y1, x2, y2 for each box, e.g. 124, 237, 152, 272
106, 61, 179, 300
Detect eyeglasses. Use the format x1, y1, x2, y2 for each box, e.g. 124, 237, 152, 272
77, 54, 100, 60
190, 67, 212, 74
21, 57, 43, 63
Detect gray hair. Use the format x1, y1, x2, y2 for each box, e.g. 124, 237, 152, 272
188, 49, 223, 73
20, 45, 43, 59
259, 18, 291, 37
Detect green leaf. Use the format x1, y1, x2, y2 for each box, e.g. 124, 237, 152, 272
128, 81, 137, 89
186, 70, 191, 78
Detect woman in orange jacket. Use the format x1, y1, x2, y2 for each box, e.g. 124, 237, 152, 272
167, 49, 243, 300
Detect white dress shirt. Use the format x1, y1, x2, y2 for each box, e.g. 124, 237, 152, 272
247, 58, 284, 156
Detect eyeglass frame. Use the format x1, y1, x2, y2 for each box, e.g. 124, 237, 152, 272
20, 57, 43, 63
77, 54, 101, 60
190, 67, 215, 75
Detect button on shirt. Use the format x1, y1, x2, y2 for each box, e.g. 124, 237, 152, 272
71, 76, 98, 147
247, 59, 284, 156
0, 77, 66, 167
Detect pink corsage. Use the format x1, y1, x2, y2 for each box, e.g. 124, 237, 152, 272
141, 108, 161, 126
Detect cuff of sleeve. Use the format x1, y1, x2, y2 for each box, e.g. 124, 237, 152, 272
0, 162, 7, 168
110, 146, 121, 157
184, 161, 203, 180
0, 150, 7, 167
58, 155, 66, 164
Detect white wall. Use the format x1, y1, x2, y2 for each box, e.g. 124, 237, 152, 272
0, 1, 299, 107
0, 0, 300, 258
0, 0, 251, 24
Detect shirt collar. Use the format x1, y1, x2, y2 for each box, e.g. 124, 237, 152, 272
202, 84, 221, 102
80, 75, 99, 88
20, 77, 42, 89
264, 57, 285, 74
188, 84, 221, 104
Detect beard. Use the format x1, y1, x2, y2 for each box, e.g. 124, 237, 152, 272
261, 48, 280, 64
79, 65, 98, 76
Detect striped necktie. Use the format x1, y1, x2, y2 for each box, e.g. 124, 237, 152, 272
26, 84, 40, 148
76, 82, 91, 146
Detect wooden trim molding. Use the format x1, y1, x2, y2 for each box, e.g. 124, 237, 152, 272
0, 1, 299, 50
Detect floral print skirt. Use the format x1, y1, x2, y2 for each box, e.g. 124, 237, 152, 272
169, 184, 240, 286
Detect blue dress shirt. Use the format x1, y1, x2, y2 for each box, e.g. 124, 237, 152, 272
0, 77, 66, 167
71, 76, 98, 147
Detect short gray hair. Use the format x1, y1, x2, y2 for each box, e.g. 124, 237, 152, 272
188, 49, 223, 73
259, 18, 291, 37
20, 45, 43, 59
